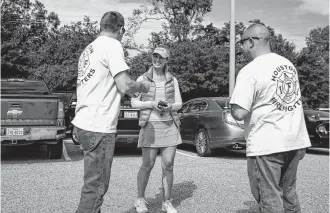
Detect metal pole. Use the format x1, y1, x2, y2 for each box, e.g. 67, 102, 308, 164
229, 0, 236, 96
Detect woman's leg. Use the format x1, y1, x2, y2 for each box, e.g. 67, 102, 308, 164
137, 147, 159, 198
160, 146, 177, 201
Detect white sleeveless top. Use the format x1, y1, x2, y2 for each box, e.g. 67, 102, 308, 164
149, 81, 172, 121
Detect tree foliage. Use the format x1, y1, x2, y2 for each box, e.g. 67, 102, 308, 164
1, 0, 98, 90
296, 26, 329, 108
1, 0, 328, 107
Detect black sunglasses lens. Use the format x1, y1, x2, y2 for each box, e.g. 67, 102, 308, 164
239, 38, 250, 45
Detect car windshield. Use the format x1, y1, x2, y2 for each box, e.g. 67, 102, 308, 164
305, 110, 329, 120
1, 81, 49, 95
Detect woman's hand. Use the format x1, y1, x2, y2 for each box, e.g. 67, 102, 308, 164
159, 102, 172, 113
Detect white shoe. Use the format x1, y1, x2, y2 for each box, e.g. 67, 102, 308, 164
134, 198, 148, 213
161, 200, 178, 213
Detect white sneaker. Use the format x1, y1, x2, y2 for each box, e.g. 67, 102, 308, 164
161, 200, 178, 213
134, 198, 148, 213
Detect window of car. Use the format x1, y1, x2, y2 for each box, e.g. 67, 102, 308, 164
190, 100, 208, 112
213, 98, 229, 109
180, 102, 192, 113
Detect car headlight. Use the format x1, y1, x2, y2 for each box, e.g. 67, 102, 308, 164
307, 115, 318, 122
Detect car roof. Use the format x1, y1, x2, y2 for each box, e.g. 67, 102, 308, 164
304, 109, 329, 116
1, 78, 42, 83
185, 97, 229, 102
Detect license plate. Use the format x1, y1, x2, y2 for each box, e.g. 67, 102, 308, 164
6, 128, 24, 136
124, 111, 138, 119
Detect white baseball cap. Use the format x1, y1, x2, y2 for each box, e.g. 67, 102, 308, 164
152, 47, 169, 58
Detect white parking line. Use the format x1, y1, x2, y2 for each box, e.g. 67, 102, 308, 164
62, 142, 71, 161
176, 151, 200, 158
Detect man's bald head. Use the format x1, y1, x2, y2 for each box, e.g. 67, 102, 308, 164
240, 23, 272, 60
242, 23, 270, 43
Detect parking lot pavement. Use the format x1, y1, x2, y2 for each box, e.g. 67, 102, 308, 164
1, 139, 329, 213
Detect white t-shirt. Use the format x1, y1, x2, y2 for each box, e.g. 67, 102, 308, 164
72, 36, 129, 133
230, 53, 311, 156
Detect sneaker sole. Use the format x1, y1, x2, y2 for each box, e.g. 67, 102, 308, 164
135, 209, 148, 213
134, 205, 148, 213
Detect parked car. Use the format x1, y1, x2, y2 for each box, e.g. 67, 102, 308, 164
67, 94, 140, 147
116, 95, 140, 147
52, 91, 78, 144
304, 109, 329, 148
1, 78, 66, 159
66, 93, 78, 144
179, 97, 245, 157
316, 108, 330, 113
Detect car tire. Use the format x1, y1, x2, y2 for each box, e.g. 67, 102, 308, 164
71, 127, 80, 145
47, 140, 63, 159
195, 129, 212, 157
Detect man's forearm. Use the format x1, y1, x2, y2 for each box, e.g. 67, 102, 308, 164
125, 81, 148, 94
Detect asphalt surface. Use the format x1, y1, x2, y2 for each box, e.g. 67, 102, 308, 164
1, 138, 329, 213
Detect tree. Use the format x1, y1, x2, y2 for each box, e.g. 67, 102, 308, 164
128, 0, 212, 45
1, 0, 60, 78
30, 17, 99, 90
296, 26, 329, 108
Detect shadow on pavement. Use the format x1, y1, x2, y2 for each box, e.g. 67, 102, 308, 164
306, 148, 329, 155
64, 141, 84, 161
236, 200, 259, 213
122, 181, 197, 213
114, 147, 142, 157
211, 148, 247, 159
1, 145, 65, 164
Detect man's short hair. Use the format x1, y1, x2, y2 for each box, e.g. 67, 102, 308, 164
100, 11, 125, 33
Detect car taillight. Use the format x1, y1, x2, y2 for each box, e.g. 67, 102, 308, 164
224, 112, 244, 127
317, 124, 329, 136
57, 101, 65, 126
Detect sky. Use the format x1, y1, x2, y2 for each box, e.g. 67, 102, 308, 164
38, 0, 329, 51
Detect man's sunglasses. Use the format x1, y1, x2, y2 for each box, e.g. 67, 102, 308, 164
238, 37, 262, 45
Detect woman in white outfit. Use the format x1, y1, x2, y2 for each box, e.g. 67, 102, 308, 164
131, 46, 183, 213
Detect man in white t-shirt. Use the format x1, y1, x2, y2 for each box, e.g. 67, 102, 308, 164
230, 23, 311, 213
72, 11, 150, 213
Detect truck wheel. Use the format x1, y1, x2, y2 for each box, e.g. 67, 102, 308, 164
47, 140, 63, 159
195, 129, 212, 157
71, 127, 80, 145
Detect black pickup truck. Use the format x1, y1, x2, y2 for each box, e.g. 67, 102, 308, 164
1, 78, 66, 159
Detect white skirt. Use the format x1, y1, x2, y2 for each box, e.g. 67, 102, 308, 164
138, 120, 182, 148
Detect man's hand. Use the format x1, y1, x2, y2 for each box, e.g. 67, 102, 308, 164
151, 101, 162, 112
